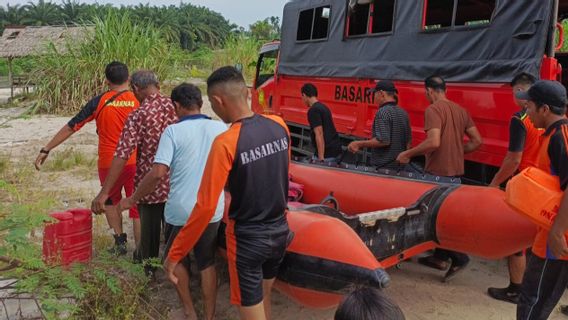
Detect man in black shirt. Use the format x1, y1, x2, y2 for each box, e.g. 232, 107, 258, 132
348, 80, 411, 170
302, 83, 342, 162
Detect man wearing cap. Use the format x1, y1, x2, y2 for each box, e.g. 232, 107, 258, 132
301, 83, 342, 163
348, 80, 411, 170
397, 75, 482, 282
515, 80, 568, 320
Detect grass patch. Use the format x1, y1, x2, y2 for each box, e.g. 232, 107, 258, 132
0, 153, 167, 319
44, 148, 97, 172
212, 34, 262, 84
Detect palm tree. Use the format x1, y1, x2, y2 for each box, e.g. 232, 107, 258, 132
131, 3, 153, 23
3, 4, 27, 26
22, 0, 61, 26
59, 0, 84, 25
80, 3, 113, 23
178, 4, 231, 50
149, 6, 181, 42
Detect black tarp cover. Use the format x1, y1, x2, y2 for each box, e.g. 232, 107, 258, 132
278, 0, 554, 82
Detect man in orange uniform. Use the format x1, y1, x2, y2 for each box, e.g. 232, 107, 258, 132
164, 66, 291, 320
515, 80, 568, 320
487, 73, 541, 304
34, 61, 140, 255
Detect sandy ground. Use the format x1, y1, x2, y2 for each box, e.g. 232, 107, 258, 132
1, 100, 568, 320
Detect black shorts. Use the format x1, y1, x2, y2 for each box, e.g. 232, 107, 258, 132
517, 254, 568, 320
226, 221, 290, 307
163, 221, 220, 271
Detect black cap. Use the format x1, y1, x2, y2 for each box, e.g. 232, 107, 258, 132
372, 80, 398, 94
515, 80, 567, 109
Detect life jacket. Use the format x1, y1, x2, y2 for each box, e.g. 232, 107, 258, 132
505, 166, 562, 230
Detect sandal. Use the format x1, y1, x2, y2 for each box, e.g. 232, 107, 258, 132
418, 255, 449, 271
443, 260, 470, 282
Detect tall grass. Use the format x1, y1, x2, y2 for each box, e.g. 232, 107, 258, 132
32, 11, 183, 115
213, 34, 262, 83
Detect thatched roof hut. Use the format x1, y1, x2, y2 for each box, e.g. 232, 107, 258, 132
0, 25, 91, 58
0, 25, 92, 98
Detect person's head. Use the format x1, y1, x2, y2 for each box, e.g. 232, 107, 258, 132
104, 61, 129, 86
511, 73, 537, 109
130, 70, 160, 102
207, 66, 249, 123
301, 83, 318, 106
424, 76, 447, 103
516, 80, 567, 129
170, 83, 203, 117
334, 287, 405, 320
371, 80, 398, 106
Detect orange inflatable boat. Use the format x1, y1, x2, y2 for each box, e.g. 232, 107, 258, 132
218, 160, 537, 309
289, 161, 537, 268
218, 202, 390, 309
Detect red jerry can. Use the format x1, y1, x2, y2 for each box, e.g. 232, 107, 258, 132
42, 209, 92, 266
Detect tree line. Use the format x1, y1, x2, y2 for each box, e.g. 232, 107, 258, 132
0, 0, 266, 51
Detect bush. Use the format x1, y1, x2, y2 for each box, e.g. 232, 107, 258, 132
31, 11, 183, 115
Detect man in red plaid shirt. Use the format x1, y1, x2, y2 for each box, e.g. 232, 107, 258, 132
92, 70, 177, 270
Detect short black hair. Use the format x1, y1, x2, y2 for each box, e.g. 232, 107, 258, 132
301, 83, 318, 98
207, 66, 245, 90
171, 83, 203, 110
105, 61, 129, 85
334, 287, 405, 320
511, 73, 536, 87
425, 75, 446, 92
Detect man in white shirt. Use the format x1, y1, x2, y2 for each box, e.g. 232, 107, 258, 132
114, 83, 226, 320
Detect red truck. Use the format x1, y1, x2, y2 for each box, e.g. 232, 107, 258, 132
251, 0, 568, 184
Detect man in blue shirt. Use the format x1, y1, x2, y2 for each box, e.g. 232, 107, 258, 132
114, 83, 226, 320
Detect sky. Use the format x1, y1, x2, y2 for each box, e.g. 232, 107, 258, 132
4, 0, 291, 28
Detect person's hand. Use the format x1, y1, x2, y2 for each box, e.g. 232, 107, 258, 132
91, 192, 109, 215
396, 151, 411, 164
163, 257, 179, 285
347, 142, 360, 153
34, 150, 49, 171
117, 197, 135, 213
548, 230, 568, 258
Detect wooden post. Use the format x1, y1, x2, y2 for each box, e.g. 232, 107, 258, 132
8, 57, 14, 99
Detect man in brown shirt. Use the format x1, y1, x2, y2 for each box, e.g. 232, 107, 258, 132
397, 76, 482, 281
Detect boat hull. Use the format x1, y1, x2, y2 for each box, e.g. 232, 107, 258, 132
289, 161, 537, 267
218, 208, 389, 309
